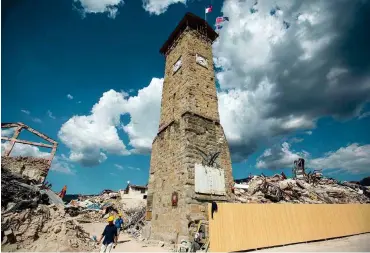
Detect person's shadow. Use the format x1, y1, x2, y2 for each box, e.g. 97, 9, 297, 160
117, 239, 130, 244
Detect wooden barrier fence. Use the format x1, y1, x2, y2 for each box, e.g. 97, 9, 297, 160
208, 203, 370, 252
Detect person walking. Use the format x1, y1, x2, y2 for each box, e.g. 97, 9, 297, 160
97, 216, 118, 253
114, 213, 124, 240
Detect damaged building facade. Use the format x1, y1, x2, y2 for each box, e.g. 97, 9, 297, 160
146, 13, 234, 243
1, 122, 58, 183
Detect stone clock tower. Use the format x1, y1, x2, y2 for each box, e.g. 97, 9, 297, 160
146, 13, 234, 243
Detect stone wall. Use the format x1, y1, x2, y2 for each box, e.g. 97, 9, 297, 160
1, 156, 50, 183
159, 28, 220, 129
147, 121, 189, 243
147, 26, 234, 243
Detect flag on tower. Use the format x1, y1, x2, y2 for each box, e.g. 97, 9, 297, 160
216, 16, 229, 23
205, 5, 213, 14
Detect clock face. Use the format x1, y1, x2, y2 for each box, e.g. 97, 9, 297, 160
173, 58, 182, 73
196, 54, 208, 68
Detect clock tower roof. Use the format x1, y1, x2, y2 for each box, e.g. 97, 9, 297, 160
159, 12, 218, 55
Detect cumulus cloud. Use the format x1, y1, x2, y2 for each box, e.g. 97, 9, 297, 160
256, 142, 370, 174
142, 0, 186, 15
58, 78, 162, 166
122, 78, 163, 154
309, 144, 370, 174
0, 143, 74, 174
67, 94, 74, 100
212, 0, 370, 161
74, 0, 124, 18
58, 90, 130, 167
256, 142, 309, 170
60, 0, 370, 165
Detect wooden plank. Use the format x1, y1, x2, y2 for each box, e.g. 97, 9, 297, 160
208, 203, 370, 252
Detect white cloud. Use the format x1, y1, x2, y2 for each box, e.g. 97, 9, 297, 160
67, 94, 74, 100
59, 78, 163, 166
1, 143, 74, 174
128, 166, 141, 171
32, 118, 42, 124
256, 142, 370, 174
60, 1, 370, 165
1, 142, 49, 158
211, 0, 370, 160
359, 111, 370, 119
74, 0, 124, 18
47, 110, 56, 119
256, 142, 309, 170
142, 0, 186, 15
309, 143, 370, 174
77, 101, 82, 104
2, 128, 15, 137
114, 164, 124, 170
21, 109, 30, 115
122, 78, 163, 154
50, 155, 75, 175
291, 137, 304, 143
59, 89, 130, 167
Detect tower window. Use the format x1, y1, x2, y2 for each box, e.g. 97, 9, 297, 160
173, 56, 182, 74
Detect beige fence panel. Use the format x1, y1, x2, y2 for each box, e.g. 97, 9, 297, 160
208, 203, 370, 252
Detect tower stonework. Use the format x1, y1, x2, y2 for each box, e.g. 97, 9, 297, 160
146, 13, 234, 243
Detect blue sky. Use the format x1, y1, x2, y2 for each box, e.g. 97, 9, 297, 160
2, 0, 370, 194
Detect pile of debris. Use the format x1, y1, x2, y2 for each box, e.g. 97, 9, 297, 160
1, 168, 49, 213
64, 191, 121, 222
124, 206, 147, 238
234, 174, 370, 204
1, 169, 96, 252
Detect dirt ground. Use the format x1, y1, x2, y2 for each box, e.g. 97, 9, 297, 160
82, 223, 370, 252
82, 222, 168, 252
257, 233, 370, 252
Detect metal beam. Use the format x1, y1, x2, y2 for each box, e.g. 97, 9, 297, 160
1, 137, 54, 149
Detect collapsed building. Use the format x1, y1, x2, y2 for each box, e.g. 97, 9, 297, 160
1, 123, 98, 251
1, 122, 58, 183
234, 159, 370, 204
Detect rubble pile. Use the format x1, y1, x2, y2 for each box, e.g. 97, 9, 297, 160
234, 174, 370, 204
124, 206, 147, 239
1, 169, 96, 252
1, 169, 49, 213
2, 204, 96, 252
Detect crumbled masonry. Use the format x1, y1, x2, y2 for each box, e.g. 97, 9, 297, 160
1, 169, 96, 252
234, 174, 370, 204
3, 158, 370, 252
